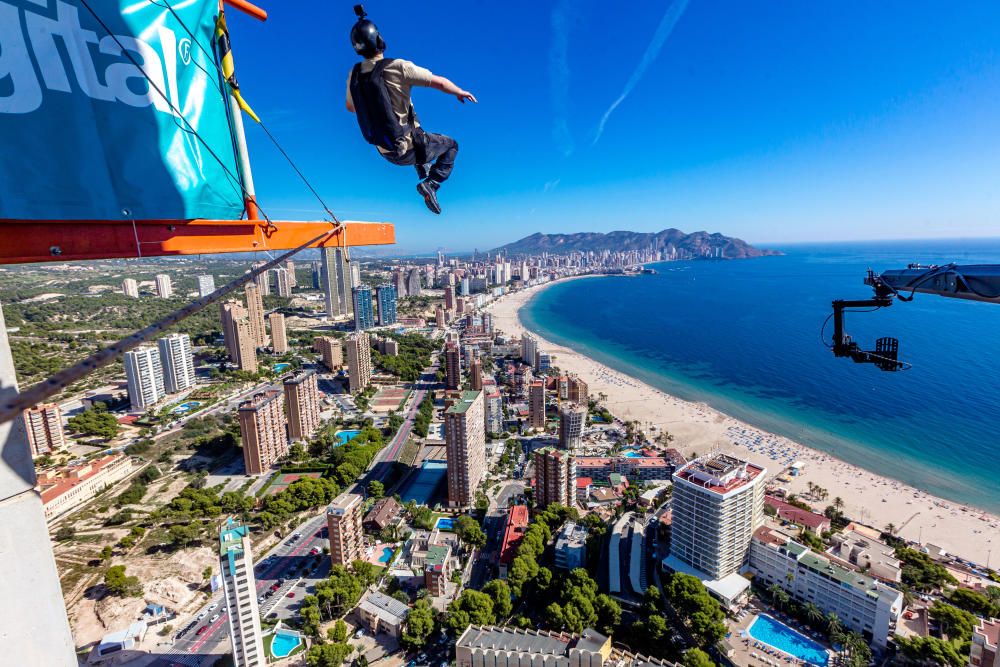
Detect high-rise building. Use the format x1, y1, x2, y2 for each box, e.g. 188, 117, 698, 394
376, 284, 397, 326
321, 247, 354, 319
406, 267, 422, 296
273, 268, 292, 297
445, 391, 486, 507
197, 275, 216, 298
521, 334, 537, 366
157, 333, 195, 393
445, 342, 461, 390
558, 403, 586, 450
485, 386, 504, 435
528, 381, 545, 430
444, 285, 456, 311
668, 454, 766, 580
154, 274, 173, 298
468, 357, 483, 391
394, 269, 407, 298
316, 336, 344, 371
218, 519, 266, 667
121, 278, 139, 298
251, 261, 271, 296
533, 446, 576, 508
327, 492, 364, 566
284, 370, 320, 442
238, 390, 287, 475
220, 301, 257, 372
124, 346, 165, 410
568, 376, 589, 405
285, 260, 297, 287
268, 312, 287, 354
244, 283, 268, 348
23, 404, 65, 457
353, 286, 375, 330
435, 305, 446, 329
346, 331, 372, 394
311, 261, 321, 290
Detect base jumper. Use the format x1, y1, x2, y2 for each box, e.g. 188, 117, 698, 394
346, 5, 477, 214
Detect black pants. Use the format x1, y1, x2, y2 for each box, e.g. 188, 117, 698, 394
382, 128, 458, 183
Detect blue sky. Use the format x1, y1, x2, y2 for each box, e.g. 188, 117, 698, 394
228, 1, 1000, 253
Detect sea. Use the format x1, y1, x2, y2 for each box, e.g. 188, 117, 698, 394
521, 239, 1000, 515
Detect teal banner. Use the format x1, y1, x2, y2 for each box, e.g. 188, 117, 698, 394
0, 0, 244, 221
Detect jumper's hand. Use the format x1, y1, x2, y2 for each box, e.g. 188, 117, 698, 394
457, 91, 478, 104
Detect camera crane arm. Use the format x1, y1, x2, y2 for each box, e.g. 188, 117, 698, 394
830, 263, 1000, 372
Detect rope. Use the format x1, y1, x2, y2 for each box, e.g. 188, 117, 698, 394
77, 0, 272, 222
151, 0, 341, 224
0, 229, 335, 426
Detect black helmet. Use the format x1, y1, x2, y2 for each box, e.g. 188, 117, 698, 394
351, 7, 385, 58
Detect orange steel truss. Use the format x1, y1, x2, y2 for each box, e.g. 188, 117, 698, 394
0, 219, 395, 265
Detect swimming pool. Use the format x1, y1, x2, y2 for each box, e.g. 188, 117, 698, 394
270, 629, 302, 658
377, 546, 394, 564
273, 362, 291, 373
435, 517, 455, 531
622, 450, 642, 458
334, 430, 361, 446
747, 615, 829, 666
170, 401, 201, 414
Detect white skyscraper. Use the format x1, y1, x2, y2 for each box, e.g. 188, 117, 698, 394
124, 346, 165, 410
154, 274, 173, 299
122, 278, 139, 298
274, 267, 293, 297
219, 519, 266, 666
321, 247, 354, 319
197, 275, 216, 297
157, 333, 195, 393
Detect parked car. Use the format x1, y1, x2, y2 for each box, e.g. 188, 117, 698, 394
196, 626, 208, 636
207, 602, 218, 611
210, 614, 220, 623
196, 612, 206, 621
286, 592, 295, 598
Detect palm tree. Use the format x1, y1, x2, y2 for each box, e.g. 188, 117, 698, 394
768, 583, 783, 602
884, 522, 897, 536
826, 612, 842, 638
804, 602, 823, 626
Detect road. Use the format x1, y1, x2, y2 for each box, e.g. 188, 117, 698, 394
150, 360, 441, 665
469, 481, 525, 590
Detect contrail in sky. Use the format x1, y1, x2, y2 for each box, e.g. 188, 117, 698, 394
592, 0, 691, 146
550, 0, 575, 156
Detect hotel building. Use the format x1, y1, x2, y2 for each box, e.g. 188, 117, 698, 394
558, 403, 587, 450
124, 346, 165, 410
237, 390, 287, 475
445, 391, 486, 507
316, 336, 344, 371
268, 312, 287, 354
284, 370, 320, 442
39, 454, 135, 522
346, 331, 372, 394
23, 403, 65, 457
321, 246, 354, 319
533, 446, 576, 509
327, 492, 364, 566
353, 285, 375, 330
218, 519, 265, 666
122, 278, 139, 298
244, 283, 268, 348
157, 333, 195, 393
154, 273, 172, 298
376, 284, 397, 326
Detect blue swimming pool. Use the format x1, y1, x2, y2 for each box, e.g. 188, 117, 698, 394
334, 429, 361, 446
435, 517, 455, 531
273, 362, 291, 373
622, 450, 642, 458
170, 401, 201, 414
747, 615, 828, 666
378, 546, 395, 564
270, 629, 302, 658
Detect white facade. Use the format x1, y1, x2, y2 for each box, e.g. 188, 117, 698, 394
197, 274, 216, 297
749, 527, 903, 649
558, 403, 586, 450
219, 520, 265, 666
122, 278, 139, 298
669, 454, 766, 580
154, 273, 173, 298
124, 346, 165, 410
274, 268, 292, 297
158, 333, 195, 393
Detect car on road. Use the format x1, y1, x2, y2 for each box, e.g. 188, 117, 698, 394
207, 602, 218, 611
309, 547, 319, 555
196, 612, 207, 620
258, 595, 266, 603
287, 592, 295, 598
196, 626, 208, 636
210, 614, 220, 622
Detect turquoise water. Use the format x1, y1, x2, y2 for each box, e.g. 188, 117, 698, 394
334, 430, 361, 446
270, 630, 302, 658
378, 547, 394, 564
273, 362, 291, 372
748, 615, 828, 666
435, 517, 455, 531
622, 450, 642, 458
170, 401, 201, 414
400, 460, 447, 505
522, 240, 1000, 513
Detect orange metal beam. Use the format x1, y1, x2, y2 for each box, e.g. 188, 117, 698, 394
0, 219, 394, 265
223, 0, 267, 21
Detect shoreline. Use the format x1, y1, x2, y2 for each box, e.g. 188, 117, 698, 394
487, 278, 1000, 567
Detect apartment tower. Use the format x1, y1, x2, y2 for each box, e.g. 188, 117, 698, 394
376, 284, 397, 326
353, 285, 375, 330
157, 333, 195, 393
316, 336, 344, 371
321, 246, 354, 319
154, 273, 172, 298
528, 381, 545, 430
121, 278, 139, 298
220, 301, 258, 372
558, 403, 587, 450
668, 454, 766, 579
23, 404, 66, 457
219, 519, 266, 667
533, 446, 576, 509
268, 312, 287, 354
327, 492, 364, 566
445, 391, 486, 507
284, 370, 321, 442
237, 390, 288, 475
273, 267, 292, 297
346, 332, 372, 394
244, 283, 268, 348
197, 274, 216, 297
123, 346, 165, 410
444, 342, 461, 390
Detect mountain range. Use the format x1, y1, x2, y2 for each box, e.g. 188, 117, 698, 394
495, 229, 780, 259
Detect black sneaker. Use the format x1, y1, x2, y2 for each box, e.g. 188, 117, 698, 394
416, 180, 442, 214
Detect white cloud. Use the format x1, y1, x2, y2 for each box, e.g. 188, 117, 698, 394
550, 0, 575, 156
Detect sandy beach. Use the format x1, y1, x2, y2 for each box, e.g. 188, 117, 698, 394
488, 279, 1000, 567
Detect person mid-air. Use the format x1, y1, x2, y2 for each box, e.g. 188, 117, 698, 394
346, 5, 477, 215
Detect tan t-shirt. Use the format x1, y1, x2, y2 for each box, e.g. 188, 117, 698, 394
346, 56, 434, 154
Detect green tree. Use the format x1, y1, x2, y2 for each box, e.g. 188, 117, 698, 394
482, 580, 513, 620
666, 573, 726, 649
682, 648, 715, 667
306, 642, 353, 667
328, 619, 348, 643
367, 480, 385, 500
54, 525, 75, 541
67, 406, 120, 439
454, 515, 487, 550
402, 598, 437, 649
99, 545, 114, 562
104, 565, 142, 597
447, 589, 496, 633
